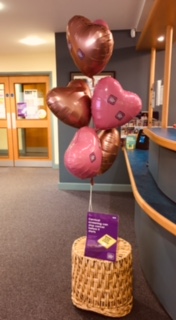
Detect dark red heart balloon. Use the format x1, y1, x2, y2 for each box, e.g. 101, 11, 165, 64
67, 78, 91, 97
98, 128, 120, 174
46, 80, 91, 128
66, 15, 114, 78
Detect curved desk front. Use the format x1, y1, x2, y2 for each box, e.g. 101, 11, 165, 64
123, 137, 176, 320
144, 127, 176, 203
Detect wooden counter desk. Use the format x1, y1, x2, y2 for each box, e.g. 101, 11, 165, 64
143, 127, 176, 203
143, 127, 176, 151
123, 145, 176, 320
134, 0, 176, 317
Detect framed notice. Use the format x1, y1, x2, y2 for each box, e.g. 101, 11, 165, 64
70, 71, 115, 96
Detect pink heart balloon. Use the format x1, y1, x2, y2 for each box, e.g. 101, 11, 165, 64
64, 127, 102, 179
91, 77, 142, 129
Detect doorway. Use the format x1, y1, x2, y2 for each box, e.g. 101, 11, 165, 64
0, 75, 52, 167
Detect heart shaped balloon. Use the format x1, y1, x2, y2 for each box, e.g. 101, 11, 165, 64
66, 15, 114, 78
46, 80, 91, 128
98, 128, 120, 174
67, 78, 91, 97
64, 127, 102, 179
93, 19, 109, 28
91, 77, 142, 129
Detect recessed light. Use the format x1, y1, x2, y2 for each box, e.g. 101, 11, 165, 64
19, 36, 46, 46
157, 36, 165, 42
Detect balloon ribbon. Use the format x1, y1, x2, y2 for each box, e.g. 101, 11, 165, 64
88, 178, 94, 211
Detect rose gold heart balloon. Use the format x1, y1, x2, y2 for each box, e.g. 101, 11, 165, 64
68, 79, 91, 97
66, 15, 114, 78
93, 19, 109, 28
46, 80, 91, 128
98, 128, 120, 174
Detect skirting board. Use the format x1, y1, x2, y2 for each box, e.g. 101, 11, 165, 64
58, 183, 132, 192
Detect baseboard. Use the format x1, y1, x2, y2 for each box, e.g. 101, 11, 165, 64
52, 163, 59, 169
58, 182, 132, 192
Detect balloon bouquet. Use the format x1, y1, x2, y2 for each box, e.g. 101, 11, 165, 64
47, 15, 142, 184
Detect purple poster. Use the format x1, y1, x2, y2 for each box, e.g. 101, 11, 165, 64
85, 212, 119, 262
17, 102, 27, 118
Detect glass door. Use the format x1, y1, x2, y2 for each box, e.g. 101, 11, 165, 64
0, 75, 52, 167
0, 77, 14, 166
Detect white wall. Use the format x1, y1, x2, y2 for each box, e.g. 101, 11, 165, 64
0, 52, 59, 166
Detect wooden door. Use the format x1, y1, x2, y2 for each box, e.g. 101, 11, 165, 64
0, 75, 52, 167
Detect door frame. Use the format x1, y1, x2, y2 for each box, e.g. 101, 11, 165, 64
0, 72, 55, 167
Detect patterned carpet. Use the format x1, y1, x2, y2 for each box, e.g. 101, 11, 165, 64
0, 167, 171, 320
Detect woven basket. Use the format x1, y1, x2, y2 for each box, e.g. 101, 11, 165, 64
72, 236, 133, 318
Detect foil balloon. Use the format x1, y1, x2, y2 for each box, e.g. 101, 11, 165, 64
64, 127, 102, 179
93, 19, 109, 28
98, 128, 120, 174
91, 77, 142, 129
67, 78, 91, 97
66, 15, 114, 78
46, 80, 91, 128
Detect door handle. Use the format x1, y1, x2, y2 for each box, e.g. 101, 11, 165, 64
7, 113, 11, 129
11, 113, 16, 129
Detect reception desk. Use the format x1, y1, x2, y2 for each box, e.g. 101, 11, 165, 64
143, 127, 176, 202
123, 128, 176, 320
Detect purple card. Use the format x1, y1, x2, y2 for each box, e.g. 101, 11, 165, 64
85, 212, 119, 261
17, 102, 27, 118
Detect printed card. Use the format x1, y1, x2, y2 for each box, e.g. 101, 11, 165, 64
85, 212, 119, 261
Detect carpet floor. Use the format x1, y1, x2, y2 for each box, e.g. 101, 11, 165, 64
0, 167, 171, 320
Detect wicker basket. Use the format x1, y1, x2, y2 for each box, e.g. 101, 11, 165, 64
71, 236, 133, 317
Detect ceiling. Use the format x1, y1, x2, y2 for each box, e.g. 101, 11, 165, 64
0, 0, 154, 54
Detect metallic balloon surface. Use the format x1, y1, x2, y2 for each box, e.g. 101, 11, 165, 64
91, 77, 142, 129
68, 78, 91, 97
64, 127, 102, 179
98, 128, 120, 174
46, 80, 91, 128
93, 19, 109, 28
66, 15, 114, 78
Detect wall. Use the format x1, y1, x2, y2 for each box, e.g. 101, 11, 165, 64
1, 40, 175, 173
0, 52, 59, 167
55, 31, 151, 189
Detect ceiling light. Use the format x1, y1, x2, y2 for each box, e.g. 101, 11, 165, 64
0, 2, 4, 10
19, 36, 46, 46
157, 36, 165, 42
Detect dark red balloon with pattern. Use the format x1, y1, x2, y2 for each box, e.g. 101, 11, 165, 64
66, 15, 114, 78
98, 128, 120, 174
46, 79, 91, 128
